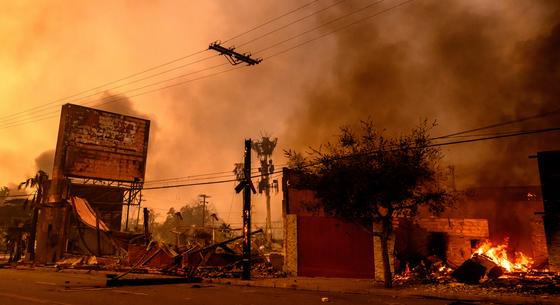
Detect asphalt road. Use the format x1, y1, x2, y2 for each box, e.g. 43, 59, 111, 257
0, 269, 464, 305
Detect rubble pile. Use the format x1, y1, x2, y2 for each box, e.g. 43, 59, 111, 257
393, 258, 455, 286
189, 236, 286, 279
480, 272, 560, 295
395, 264, 560, 296
393, 239, 560, 296
115, 228, 286, 279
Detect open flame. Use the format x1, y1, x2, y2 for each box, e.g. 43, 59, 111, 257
473, 239, 534, 272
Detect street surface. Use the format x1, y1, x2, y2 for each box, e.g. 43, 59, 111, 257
0, 268, 458, 305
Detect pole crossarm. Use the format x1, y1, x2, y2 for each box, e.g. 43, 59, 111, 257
209, 41, 262, 66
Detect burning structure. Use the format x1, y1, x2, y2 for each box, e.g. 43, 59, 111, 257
33, 104, 150, 264
282, 164, 553, 281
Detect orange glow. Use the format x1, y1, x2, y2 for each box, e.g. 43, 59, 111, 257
473, 239, 534, 272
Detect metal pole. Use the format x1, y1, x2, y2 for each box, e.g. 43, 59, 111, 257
125, 188, 132, 231
135, 192, 143, 229
242, 139, 252, 280
143, 208, 150, 245
96, 210, 101, 256
265, 179, 272, 244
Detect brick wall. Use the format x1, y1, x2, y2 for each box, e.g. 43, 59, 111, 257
414, 218, 489, 238
395, 217, 489, 268
416, 217, 489, 267
530, 216, 548, 267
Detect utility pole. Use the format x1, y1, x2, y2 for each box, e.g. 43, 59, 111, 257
252, 136, 277, 246
209, 41, 262, 66
199, 194, 210, 227
235, 139, 256, 280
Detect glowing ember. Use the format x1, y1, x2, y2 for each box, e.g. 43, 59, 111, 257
473, 239, 534, 272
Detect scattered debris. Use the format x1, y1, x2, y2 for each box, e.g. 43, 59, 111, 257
55, 255, 120, 270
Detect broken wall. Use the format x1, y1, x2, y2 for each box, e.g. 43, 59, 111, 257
395, 218, 489, 269
441, 186, 548, 266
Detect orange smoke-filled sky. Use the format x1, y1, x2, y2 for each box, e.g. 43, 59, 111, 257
1, 0, 559, 224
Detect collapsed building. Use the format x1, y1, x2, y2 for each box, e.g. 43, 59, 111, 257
19, 104, 277, 280
33, 103, 150, 264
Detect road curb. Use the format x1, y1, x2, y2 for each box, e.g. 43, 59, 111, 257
205, 277, 560, 305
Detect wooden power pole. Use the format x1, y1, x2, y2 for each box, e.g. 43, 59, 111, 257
235, 139, 255, 280
199, 194, 210, 227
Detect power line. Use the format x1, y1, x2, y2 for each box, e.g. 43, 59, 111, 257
223, 0, 324, 43
295, 126, 560, 171
143, 178, 239, 190
432, 107, 560, 140
0, 63, 241, 130
0, 60, 230, 129
0, 0, 400, 130
431, 127, 560, 147
142, 166, 263, 188
143, 171, 256, 186
262, 0, 413, 57
0, 54, 219, 126
144, 171, 237, 184
434, 129, 541, 139
139, 126, 560, 191
143, 169, 261, 186
237, 0, 348, 48
0, 1, 338, 128
0, 49, 209, 123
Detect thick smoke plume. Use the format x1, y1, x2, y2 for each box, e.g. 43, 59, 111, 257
283, 0, 560, 188
34, 149, 54, 176
1, 0, 559, 223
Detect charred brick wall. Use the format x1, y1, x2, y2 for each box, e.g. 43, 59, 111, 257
423, 218, 488, 267
439, 186, 547, 266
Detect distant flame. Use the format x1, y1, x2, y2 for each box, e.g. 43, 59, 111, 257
473, 239, 534, 272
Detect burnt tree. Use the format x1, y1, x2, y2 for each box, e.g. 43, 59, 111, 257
286, 120, 452, 287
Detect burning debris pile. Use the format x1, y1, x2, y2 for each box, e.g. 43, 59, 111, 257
453, 239, 535, 284
395, 239, 560, 295
472, 240, 534, 273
